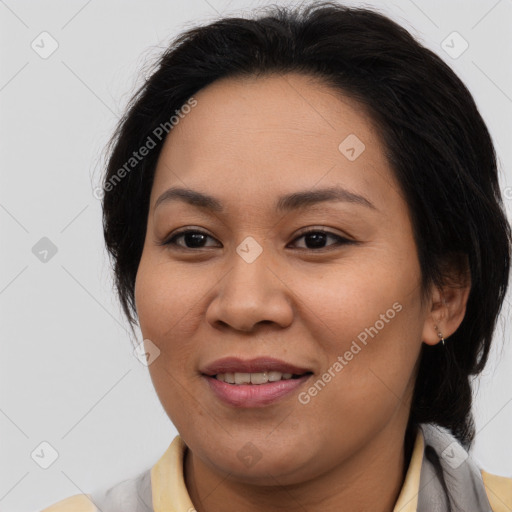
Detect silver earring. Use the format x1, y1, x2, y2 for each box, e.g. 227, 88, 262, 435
435, 325, 445, 346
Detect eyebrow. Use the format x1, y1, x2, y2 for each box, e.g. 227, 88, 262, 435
154, 185, 376, 213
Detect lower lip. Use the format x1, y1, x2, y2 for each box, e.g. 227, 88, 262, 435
204, 374, 312, 407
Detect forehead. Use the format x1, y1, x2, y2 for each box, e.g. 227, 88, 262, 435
150, 72, 401, 213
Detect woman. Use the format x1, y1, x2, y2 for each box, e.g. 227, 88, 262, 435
42, 2, 512, 511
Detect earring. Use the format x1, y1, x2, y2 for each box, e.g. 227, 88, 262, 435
434, 325, 445, 346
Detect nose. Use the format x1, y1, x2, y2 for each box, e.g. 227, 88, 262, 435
205, 246, 294, 333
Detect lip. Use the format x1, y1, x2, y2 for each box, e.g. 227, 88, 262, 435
200, 356, 313, 408
204, 373, 312, 407
200, 356, 312, 376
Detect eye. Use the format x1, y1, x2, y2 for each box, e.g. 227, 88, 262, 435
288, 228, 356, 250
160, 229, 220, 249
159, 227, 355, 251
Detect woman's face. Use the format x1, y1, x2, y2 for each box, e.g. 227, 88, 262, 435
135, 73, 433, 484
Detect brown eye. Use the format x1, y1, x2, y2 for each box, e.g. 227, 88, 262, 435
161, 229, 220, 249
289, 230, 355, 250
158, 228, 356, 251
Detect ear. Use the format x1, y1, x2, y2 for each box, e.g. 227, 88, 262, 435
421, 252, 471, 346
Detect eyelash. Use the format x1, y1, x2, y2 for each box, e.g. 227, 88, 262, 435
159, 227, 356, 251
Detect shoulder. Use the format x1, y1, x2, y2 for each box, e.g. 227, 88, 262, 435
39, 450, 158, 511
481, 469, 512, 512
41, 467, 154, 511
40, 493, 97, 512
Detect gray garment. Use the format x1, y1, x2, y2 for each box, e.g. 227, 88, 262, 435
88, 423, 492, 512
416, 423, 492, 512
89, 466, 153, 512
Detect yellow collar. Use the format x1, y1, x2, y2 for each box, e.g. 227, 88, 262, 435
151, 429, 425, 512
393, 427, 424, 512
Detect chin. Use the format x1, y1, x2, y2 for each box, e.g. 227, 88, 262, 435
196, 437, 319, 485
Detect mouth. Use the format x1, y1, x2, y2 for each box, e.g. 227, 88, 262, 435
201, 356, 313, 377
212, 371, 313, 385
200, 357, 314, 407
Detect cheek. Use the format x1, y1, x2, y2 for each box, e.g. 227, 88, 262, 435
134, 253, 220, 411
135, 254, 205, 339
135, 255, 208, 429
294, 252, 414, 346
296, 251, 423, 413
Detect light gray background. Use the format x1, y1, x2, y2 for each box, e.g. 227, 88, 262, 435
1, 0, 511, 511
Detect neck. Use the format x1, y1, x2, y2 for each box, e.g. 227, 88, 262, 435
184, 421, 416, 512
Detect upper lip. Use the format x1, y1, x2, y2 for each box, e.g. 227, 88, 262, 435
201, 357, 312, 376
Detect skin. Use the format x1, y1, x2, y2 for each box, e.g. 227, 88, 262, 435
134, 72, 470, 512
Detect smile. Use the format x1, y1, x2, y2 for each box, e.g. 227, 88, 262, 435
204, 372, 313, 407
214, 371, 306, 384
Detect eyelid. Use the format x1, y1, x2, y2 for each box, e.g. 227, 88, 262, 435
292, 225, 354, 241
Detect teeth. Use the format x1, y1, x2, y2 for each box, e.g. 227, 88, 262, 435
234, 372, 251, 384
215, 371, 296, 384
250, 372, 268, 384
268, 371, 283, 382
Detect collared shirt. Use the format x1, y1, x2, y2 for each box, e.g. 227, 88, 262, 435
41, 428, 512, 512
